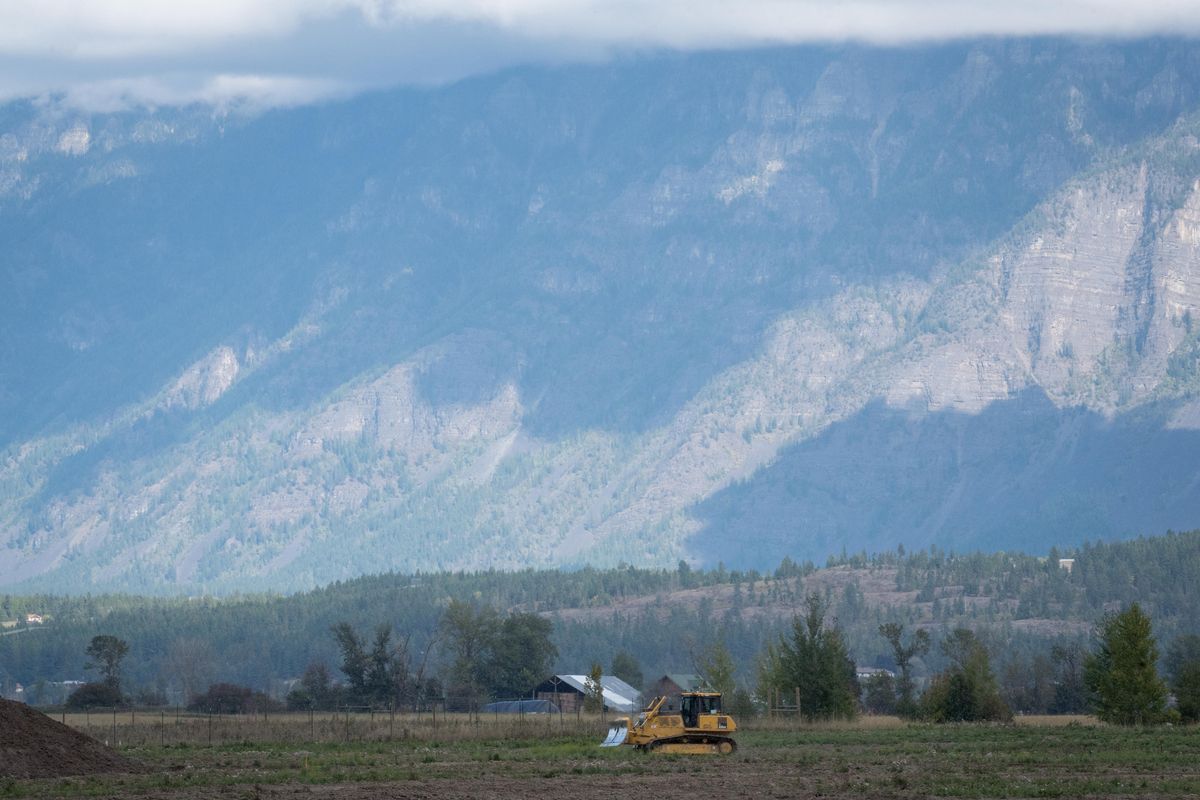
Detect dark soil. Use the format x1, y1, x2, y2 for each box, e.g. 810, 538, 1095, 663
0, 699, 139, 778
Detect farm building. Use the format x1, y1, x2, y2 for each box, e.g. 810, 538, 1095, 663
534, 675, 640, 713
646, 674, 705, 711
481, 699, 559, 714
855, 666, 896, 682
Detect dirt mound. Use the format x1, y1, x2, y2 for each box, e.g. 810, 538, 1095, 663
0, 699, 139, 779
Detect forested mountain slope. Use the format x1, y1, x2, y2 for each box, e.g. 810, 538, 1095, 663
2, 530, 1198, 700
3, 40, 1200, 591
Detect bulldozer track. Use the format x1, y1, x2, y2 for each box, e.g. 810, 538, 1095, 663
641, 735, 737, 755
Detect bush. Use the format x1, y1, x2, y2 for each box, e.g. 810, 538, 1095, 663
187, 683, 283, 714
65, 681, 123, 709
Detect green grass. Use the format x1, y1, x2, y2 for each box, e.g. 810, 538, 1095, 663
6, 722, 1200, 798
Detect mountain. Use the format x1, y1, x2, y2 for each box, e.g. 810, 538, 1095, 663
3, 39, 1200, 592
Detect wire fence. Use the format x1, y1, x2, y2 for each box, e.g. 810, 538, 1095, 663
50, 688, 925, 747
57, 705, 616, 748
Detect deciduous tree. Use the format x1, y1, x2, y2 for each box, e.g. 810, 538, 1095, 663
490, 612, 557, 699
85, 635, 129, 695
920, 628, 1010, 722
440, 601, 499, 708
880, 622, 929, 718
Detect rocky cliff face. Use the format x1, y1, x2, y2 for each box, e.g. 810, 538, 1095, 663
4, 41, 1200, 592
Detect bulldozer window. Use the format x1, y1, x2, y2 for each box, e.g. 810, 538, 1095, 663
681, 694, 721, 726
681, 695, 699, 728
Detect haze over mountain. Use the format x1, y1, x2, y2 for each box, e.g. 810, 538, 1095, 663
4, 38, 1200, 593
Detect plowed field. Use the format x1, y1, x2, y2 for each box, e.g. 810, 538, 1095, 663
5, 719, 1200, 799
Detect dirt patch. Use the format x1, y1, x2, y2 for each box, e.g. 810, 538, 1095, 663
164, 769, 830, 800
0, 699, 140, 779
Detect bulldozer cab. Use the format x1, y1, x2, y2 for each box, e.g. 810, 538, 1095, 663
680, 692, 721, 728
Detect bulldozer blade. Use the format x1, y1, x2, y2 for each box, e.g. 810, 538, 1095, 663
600, 722, 627, 747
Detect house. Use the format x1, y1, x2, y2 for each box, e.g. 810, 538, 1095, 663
25, 613, 44, 625
533, 674, 640, 713
855, 666, 896, 682
646, 674, 705, 711
1058, 558, 1075, 574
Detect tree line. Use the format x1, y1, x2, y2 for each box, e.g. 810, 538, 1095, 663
5, 529, 1200, 717
46, 591, 1200, 729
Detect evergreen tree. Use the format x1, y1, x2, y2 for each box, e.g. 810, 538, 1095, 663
758, 594, 858, 720
584, 663, 605, 713
610, 650, 644, 691
1084, 603, 1168, 725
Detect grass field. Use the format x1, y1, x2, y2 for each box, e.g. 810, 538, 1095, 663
5, 714, 1200, 798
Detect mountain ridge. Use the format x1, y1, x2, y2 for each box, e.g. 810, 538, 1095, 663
4, 40, 1200, 592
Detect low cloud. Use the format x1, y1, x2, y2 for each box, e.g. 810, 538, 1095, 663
2, 1, 1200, 109
46, 74, 349, 114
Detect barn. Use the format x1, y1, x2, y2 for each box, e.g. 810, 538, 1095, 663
646, 674, 705, 711
534, 675, 640, 713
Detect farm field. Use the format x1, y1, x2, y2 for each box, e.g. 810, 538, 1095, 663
4, 714, 1200, 799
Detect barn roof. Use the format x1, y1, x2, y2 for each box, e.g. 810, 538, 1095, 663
662, 673, 704, 690
538, 674, 640, 712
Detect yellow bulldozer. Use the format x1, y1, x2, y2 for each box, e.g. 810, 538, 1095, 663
600, 691, 737, 754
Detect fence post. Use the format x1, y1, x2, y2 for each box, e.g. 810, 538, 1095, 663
795, 687, 802, 724
112, 707, 117, 746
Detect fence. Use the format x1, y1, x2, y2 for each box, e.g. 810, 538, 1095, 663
58, 706, 612, 748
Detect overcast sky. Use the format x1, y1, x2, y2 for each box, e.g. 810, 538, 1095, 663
3, 0, 1200, 110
